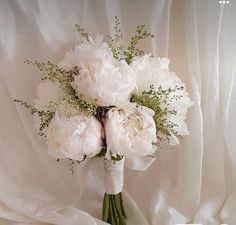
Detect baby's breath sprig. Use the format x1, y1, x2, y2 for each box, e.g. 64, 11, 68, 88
60, 94, 97, 117
107, 17, 154, 64
25, 60, 79, 91
25, 60, 96, 116
107, 16, 125, 61
75, 24, 89, 41
14, 99, 54, 136
131, 85, 184, 143
68, 156, 87, 174
16, 59, 98, 132
124, 25, 154, 64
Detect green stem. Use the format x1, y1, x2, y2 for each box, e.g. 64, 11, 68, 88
109, 197, 116, 225
102, 193, 109, 222
111, 195, 120, 224
119, 192, 127, 219
102, 192, 127, 225
114, 193, 126, 225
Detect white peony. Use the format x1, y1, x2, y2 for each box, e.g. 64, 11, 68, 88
131, 54, 182, 94
131, 54, 193, 145
46, 112, 103, 160
105, 104, 157, 158
59, 36, 135, 107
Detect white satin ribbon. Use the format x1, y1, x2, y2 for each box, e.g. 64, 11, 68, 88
104, 158, 125, 194
104, 155, 156, 194
125, 155, 156, 171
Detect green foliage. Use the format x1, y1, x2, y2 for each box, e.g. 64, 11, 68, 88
68, 156, 86, 174
131, 85, 184, 143
15, 60, 98, 138
75, 17, 154, 64
107, 17, 154, 64
60, 93, 97, 117
25, 60, 97, 117
95, 145, 107, 158
14, 99, 54, 136
25, 60, 78, 92
75, 24, 89, 40
124, 25, 154, 64
107, 16, 125, 61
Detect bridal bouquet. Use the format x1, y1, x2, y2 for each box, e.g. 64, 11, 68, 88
15, 18, 192, 225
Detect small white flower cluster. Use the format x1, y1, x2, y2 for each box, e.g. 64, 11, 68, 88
35, 36, 192, 161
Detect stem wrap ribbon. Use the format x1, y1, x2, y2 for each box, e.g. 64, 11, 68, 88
104, 158, 125, 195
104, 155, 156, 194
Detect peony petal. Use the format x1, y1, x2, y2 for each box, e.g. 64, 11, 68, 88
46, 112, 103, 160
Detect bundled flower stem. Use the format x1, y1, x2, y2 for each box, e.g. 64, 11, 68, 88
97, 107, 127, 225
103, 192, 126, 225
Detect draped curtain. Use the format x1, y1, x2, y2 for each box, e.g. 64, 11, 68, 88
0, 0, 235, 224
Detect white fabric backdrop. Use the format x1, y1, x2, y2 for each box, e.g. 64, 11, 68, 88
0, 0, 236, 224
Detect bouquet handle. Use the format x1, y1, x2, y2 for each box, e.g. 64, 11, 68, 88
102, 192, 126, 225
103, 158, 126, 224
